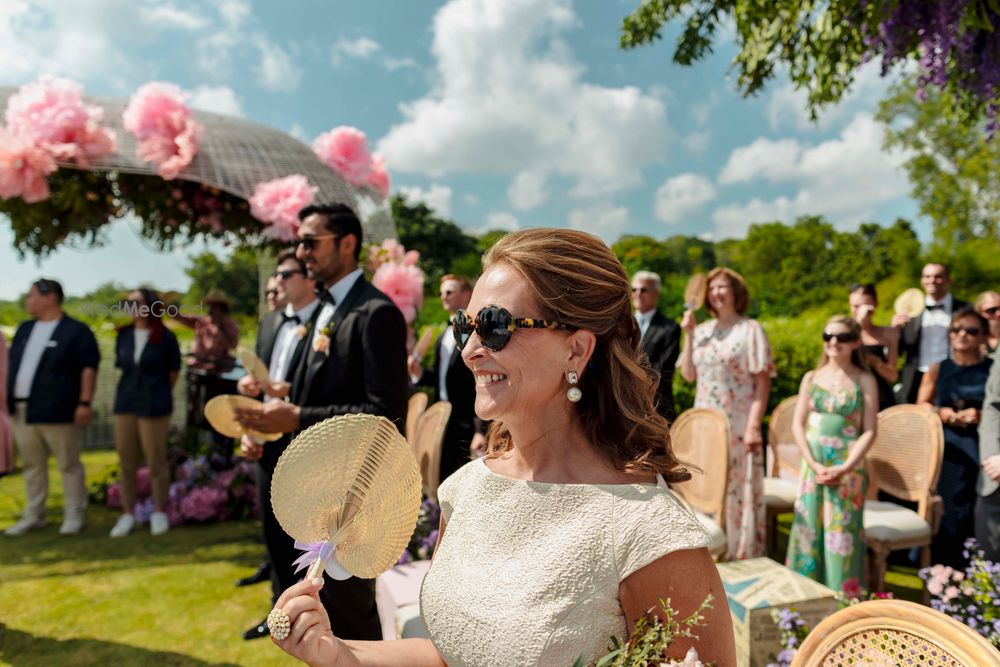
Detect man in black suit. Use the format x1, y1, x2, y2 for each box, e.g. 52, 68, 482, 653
5, 279, 100, 536
234, 204, 407, 641
235, 250, 319, 639
631, 271, 681, 422
892, 263, 969, 404
408, 274, 487, 479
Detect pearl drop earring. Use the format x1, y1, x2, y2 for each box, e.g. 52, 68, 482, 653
566, 371, 582, 403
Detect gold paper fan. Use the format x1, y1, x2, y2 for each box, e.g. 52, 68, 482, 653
270, 414, 422, 580
893, 288, 925, 318
684, 273, 707, 310
236, 346, 273, 386
203, 394, 282, 442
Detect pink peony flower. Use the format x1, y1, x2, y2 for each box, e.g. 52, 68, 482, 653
179, 485, 228, 522
841, 577, 862, 600
122, 82, 202, 179
5, 75, 116, 167
249, 174, 317, 241
372, 263, 424, 324
135, 465, 151, 499
312, 126, 374, 186
106, 482, 123, 510
366, 152, 390, 198
0, 128, 57, 203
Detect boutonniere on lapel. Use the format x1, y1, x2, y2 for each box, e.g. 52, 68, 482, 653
313, 321, 335, 354
295, 323, 310, 340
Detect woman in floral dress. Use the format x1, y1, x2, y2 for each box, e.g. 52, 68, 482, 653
679, 267, 774, 560
786, 316, 878, 591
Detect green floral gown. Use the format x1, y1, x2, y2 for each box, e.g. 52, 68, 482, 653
785, 382, 868, 592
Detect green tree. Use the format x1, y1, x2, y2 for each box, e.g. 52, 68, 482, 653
184, 246, 259, 317
878, 77, 1000, 251
391, 194, 479, 287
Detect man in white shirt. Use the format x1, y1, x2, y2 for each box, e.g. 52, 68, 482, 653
409, 274, 488, 477
893, 263, 969, 403
632, 271, 681, 421
5, 279, 100, 536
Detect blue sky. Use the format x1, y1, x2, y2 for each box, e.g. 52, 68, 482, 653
0, 0, 920, 299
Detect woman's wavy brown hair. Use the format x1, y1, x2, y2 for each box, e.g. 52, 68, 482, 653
480, 228, 691, 484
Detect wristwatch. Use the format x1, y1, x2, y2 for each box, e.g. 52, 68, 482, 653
78, 400, 92, 407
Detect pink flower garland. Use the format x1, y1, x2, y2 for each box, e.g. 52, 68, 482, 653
0, 128, 57, 203
313, 126, 391, 199
369, 239, 424, 324
122, 82, 202, 180
250, 174, 317, 242
367, 152, 390, 199
4, 75, 116, 167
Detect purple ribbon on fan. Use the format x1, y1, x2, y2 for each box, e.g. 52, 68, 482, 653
292, 540, 352, 580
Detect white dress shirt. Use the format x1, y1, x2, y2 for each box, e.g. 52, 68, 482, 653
635, 309, 656, 339
269, 300, 320, 400
133, 328, 150, 364
437, 326, 457, 401
13, 318, 61, 399
312, 268, 364, 350
918, 293, 953, 372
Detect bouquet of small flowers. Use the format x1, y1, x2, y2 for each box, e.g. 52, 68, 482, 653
920, 538, 1000, 649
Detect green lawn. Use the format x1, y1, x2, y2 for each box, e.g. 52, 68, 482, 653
0, 450, 294, 667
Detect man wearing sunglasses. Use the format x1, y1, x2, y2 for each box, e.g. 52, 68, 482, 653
5, 279, 100, 537
233, 203, 407, 642
631, 271, 681, 422
264, 274, 286, 313
236, 250, 319, 639
893, 263, 969, 404
409, 275, 488, 477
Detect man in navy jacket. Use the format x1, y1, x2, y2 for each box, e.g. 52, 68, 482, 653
5, 279, 100, 536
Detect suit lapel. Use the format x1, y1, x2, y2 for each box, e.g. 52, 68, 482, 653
259, 312, 284, 367
300, 277, 368, 400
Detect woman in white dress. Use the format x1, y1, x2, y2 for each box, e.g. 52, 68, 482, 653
272, 228, 736, 666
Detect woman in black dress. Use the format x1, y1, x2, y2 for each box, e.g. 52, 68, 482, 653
849, 284, 899, 410
918, 306, 993, 567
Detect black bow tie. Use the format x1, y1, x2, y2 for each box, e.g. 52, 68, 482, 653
926, 303, 946, 311
281, 312, 300, 324
316, 288, 336, 306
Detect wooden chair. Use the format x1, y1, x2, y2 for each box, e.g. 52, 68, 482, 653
791, 599, 1000, 666
669, 408, 731, 559
411, 401, 452, 501
862, 404, 944, 592
764, 396, 802, 554
405, 392, 429, 449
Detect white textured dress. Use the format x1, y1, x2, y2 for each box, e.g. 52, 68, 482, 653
420, 458, 710, 666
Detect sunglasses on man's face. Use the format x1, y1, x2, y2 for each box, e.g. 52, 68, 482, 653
452, 304, 575, 352
950, 326, 982, 336
822, 332, 858, 343
273, 269, 303, 280
295, 234, 338, 251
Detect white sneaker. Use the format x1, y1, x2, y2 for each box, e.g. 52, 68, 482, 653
4, 515, 46, 536
150, 511, 169, 536
59, 515, 85, 535
109, 513, 136, 538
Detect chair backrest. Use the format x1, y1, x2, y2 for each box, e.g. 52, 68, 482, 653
411, 401, 452, 501
669, 408, 730, 520
766, 395, 801, 479
791, 599, 1000, 667
865, 404, 944, 521
406, 392, 429, 448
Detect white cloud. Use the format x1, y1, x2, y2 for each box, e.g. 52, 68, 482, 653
146, 4, 209, 30
463, 193, 480, 207
332, 36, 381, 63
377, 0, 669, 197
189, 85, 243, 117
718, 138, 802, 185
711, 112, 910, 238
399, 184, 454, 218
682, 130, 710, 154
654, 173, 716, 225
507, 170, 549, 210
485, 211, 520, 231
383, 56, 418, 71
256, 38, 302, 92
568, 202, 631, 242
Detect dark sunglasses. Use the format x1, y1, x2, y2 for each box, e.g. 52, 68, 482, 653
453, 304, 575, 352
950, 326, 982, 336
295, 234, 338, 251
983, 306, 1000, 316
273, 269, 303, 280
822, 332, 858, 343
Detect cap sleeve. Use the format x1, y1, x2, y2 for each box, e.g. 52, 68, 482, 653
745, 319, 776, 377
436, 459, 478, 523
614, 486, 710, 582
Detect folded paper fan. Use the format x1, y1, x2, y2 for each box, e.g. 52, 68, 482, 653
236, 346, 273, 386
684, 273, 707, 310
203, 394, 282, 442
893, 288, 925, 318
271, 413, 422, 580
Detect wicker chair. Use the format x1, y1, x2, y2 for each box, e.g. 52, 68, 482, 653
669, 408, 731, 559
405, 392, 429, 449
791, 599, 1000, 666
764, 396, 802, 554
863, 404, 944, 592
411, 401, 452, 501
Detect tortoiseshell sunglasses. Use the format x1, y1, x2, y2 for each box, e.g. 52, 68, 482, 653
453, 304, 575, 352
